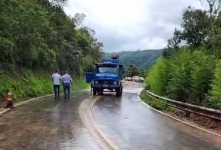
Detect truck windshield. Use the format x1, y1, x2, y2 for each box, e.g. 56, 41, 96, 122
98, 67, 117, 74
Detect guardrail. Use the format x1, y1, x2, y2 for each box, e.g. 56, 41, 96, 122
145, 90, 221, 121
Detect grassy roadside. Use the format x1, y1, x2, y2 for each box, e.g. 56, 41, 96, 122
71, 78, 89, 91
0, 70, 89, 104
139, 89, 176, 113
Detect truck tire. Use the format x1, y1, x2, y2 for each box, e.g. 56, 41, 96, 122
116, 86, 122, 97
116, 89, 120, 97
119, 86, 123, 96
93, 89, 96, 95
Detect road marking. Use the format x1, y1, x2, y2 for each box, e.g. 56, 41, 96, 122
82, 96, 111, 150
84, 96, 121, 150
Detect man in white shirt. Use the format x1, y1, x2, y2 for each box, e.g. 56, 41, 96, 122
62, 71, 73, 100
52, 70, 62, 101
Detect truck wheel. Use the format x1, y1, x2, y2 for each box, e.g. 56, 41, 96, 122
116, 89, 119, 97
119, 86, 123, 96
116, 86, 122, 97
93, 89, 96, 95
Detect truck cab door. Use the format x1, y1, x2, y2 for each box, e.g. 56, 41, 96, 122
86, 72, 95, 83
85, 66, 96, 83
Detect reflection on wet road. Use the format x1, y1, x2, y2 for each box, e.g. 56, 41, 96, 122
92, 86, 221, 150
0, 91, 101, 150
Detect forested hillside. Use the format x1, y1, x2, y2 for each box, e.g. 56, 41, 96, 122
146, 2, 221, 109
0, 0, 103, 99
104, 50, 162, 69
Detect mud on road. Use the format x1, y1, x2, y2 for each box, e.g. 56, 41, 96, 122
0, 91, 101, 150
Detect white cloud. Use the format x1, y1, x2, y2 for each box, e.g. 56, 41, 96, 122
64, 0, 204, 52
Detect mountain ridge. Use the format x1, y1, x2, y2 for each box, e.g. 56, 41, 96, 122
103, 49, 163, 69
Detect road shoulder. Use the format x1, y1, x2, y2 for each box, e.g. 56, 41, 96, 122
138, 90, 221, 138
0, 89, 90, 116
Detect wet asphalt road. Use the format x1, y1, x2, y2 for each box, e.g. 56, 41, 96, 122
0, 91, 101, 150
92, 83, 221, 150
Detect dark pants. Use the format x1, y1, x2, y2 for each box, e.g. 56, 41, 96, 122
63, 84, 70, 99
53, 85, 60, 100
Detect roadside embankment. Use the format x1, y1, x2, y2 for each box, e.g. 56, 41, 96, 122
0, 70, 89, 109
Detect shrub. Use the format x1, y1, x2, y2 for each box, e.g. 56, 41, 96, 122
146, 57, 169, 95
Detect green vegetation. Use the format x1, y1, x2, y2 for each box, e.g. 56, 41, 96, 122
124, 64, 140, 77
145, 1, 221, 110
0, 70, 88, 102
140, 90, 176, 112
124, 64, 150, 77
104, 49, 162, 70
0, 0, 103, 100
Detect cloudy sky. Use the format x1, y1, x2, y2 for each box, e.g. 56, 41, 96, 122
64, 0, 204, 52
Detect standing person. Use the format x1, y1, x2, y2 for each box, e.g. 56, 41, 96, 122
61, 71, 73, 100
52, 70, 62, 101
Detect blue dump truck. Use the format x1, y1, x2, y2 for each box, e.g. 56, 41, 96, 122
85, 57, 124, 97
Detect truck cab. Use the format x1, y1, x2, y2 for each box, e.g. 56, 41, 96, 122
85, 58, 124, 97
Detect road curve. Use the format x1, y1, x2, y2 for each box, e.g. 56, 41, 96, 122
0, 91, 101, 150
92, 84, 221, 150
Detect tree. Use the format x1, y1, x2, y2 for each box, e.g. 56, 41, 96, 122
181, 7, 211, 47
199, 0, 221, 16
139, 69, 148, 77
164, 6, 212, 58
147, 2, 221, 109
74, 13, 86, 28
168, 7, 210, 49
0, 0, 103, 75
126, 64, 140, 77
